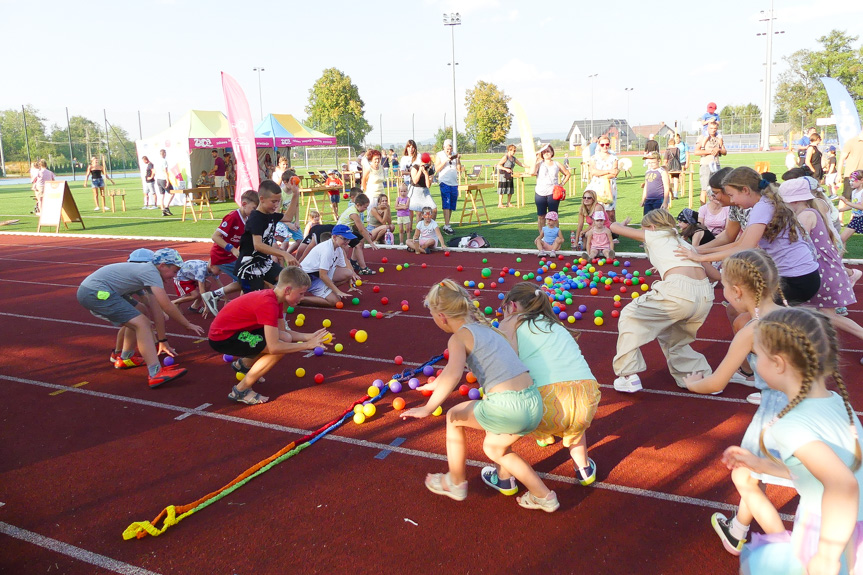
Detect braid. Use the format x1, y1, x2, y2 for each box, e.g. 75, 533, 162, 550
739, 258, 765, 317
832, 369, 862, 471
722, 249, 779, 317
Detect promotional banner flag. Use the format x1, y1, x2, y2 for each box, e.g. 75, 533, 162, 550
821, 77, 862, 150
222, 72, 260, 204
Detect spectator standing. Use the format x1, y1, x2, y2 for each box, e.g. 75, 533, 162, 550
675, 133, 689, 170
531, 144, 570, 234
496, 144, 524, 208
804, 132, 823, 181
644, 133, 660, 156
209, 149, 227, 202
34, 159, 54, 214
664, 136, 683, 198
694, 122, 726, 205
141, 156, 157, 209
586, 135, 619, 226
154, 149, 172, 216
400, 140, 418, 186
435, 139, 461, 234
84, 156, 115, 212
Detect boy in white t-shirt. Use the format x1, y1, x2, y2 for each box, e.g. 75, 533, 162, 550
300, 224, 361, 307
407, 207, 446, 254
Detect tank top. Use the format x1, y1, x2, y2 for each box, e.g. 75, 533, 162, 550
501, 157, 515, 181
411, 164, 429, 188
460, 324, 528, 392
535, 162, 560, 196
91, 168, 102, 179
644, 168, 665, 199
516, 319, 595, 386
365, 166, 385, 196
590, 227, 611, 250
809, 146, 823, 179
644, 230, 704, 277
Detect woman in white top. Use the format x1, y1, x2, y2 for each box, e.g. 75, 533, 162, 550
587, 135, 620, 225
400, 140, 418, 186
361, 149, 386, 208
531, 144, 570, 233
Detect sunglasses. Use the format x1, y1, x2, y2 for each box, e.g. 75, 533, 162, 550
599, 143, 610, 147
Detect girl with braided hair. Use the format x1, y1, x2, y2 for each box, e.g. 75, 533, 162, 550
401, 280, 558, 512
722, 308, 863, 575
683, 250, 791, 557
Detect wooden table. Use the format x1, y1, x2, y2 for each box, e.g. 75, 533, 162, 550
512, 172, 531, 208
170, 187, 214, 222
299, 185, 341, 223
458, 183, 495, 225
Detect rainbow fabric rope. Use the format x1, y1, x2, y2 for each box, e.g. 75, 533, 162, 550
122, 354, 444, 540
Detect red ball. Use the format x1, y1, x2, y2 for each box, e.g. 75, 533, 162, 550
444, 251, 451, 257
443, 349, 450, 360
499, 271, 506, 278
394, 355, 403, 365
381, 257, 388, 264
592, 258, 598, 264
457, 265, 464, 272
620, 286, 628, 293
613, 301, 622, 308
625, 279, 632, 286
350, 329, 358, 338
604, 285, 611, 291
401, 299, 409, 305
373, 285, 380, 293
314, 373, 325, 384
435, 368, 443, 376
381, 297, 389, 305
558, 254, 564, 260
421, 389, 433, 396
458, 384, 470, 396
343, 193, 349, 199
421, 262, 427, 268
611, 310, 620, 318
502, 267, 509, 273
473, 289, 481, 296
378, 312, 385, 319
490, 282, 497, 288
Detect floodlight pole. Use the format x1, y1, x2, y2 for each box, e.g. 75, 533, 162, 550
758, 0, 783, 151
253, 67, 265, 121
443, 13, 461, 155
588, 74, 599, 141
624, 88, 634, 151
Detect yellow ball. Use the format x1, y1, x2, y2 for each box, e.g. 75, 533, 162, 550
464, 281, 470, 287
355, 280, 362, 287
631, 292, 639, 299
544, 277, 552, 285
236, 371, 244, 382
322, 319, 332, 328
334, 343, 344, 352
550, 263, 557, 269
296, 313, 305, 321
588, 266, 595, 273
396, 265, 403, 271
367, 385, 380, 398
378, 267, 385, 273
479, 387, 484, 398
322, 333, 333, 343
294, 319, 304, 327
514, 271, 521, 277
594, 317, 603, 326
613, 295, 621, 302
353, 412, 366, 424
296, 367, 306, 377
354, 404, 363, 414
477, 282, 484, 289
362, 403, 376, 417
473, 300, 480, 308
546, 436, 555, 445
354, 329, 368, 343
641, 283, 648, 291
567, 315, 575, 324
432, 406, 443, 416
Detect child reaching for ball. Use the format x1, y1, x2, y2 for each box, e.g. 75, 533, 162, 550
400, 279, 558, 512
609, 209, 714, 392
494, 282, 602, 488
207, 267, 331, 405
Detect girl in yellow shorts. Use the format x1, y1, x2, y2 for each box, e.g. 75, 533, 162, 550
495, 281, 602, 489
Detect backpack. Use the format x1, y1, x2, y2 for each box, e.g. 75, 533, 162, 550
446, 233, 490, 248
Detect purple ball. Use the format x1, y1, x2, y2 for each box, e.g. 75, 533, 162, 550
574, 312, 583, 320
408, 377, 420, 390
422, 365, 435, 376
362, 310, 371, 318
390, 381, 403, 393
558, 312, 568, 320
163, 356, 175, 367
222, 354, 233, 363
468, 388, 481, 400
624, 261, 631, 267
578, 304, 588, 313
314, 346, 324, 356
373, 378, 384, 388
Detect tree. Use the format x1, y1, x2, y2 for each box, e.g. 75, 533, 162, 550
774, 30, 863, 133
304, 68, 372, 148
717, 103, 761, 134
433, 125, 470, 152
464, 81, 512, 153
0, 105, 50, 163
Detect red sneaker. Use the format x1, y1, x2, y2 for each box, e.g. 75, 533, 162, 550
148, 366, 187, 389
114, 355, 146, 369
109, 351, 121, 363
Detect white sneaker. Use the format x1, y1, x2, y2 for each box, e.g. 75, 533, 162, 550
93, 207, 101, 211
613, 374, 642, 393
746, 392, 761, 405
729, 371, 757, 387
201, 292, 220, 316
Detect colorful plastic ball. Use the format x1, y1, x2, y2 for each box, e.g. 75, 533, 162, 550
474, 289, 481, 296
362, 403, 376, 417
394, 355, 403, 365
624, 261, 631, 267
381, 257, 388, 264
236, 371, 244, 382
353, 412, 366, 424
421, 389, 433, 397
403, 263, 409, 268
314, 373, 325, 384
294, 319, 304, 327
498, 293, 505, 300
352, 297, 360, 305
379, 267, 385, 273
421, 263, 427, 268
393, 397, 406, 410
467, 388, 481, 400
594, 310, 603, 318
457, 265, 464, 272
613, 295, 621, 302
611, 310, 620, 318
373, 379, 385, 388
620, 286, 628, 293
390, 380, 403, 393
631, 292, 640, 299
362, 310, 371, 318
355, 330, 368, 343
334, 343, 344, 352
286, 306, 295, 314
349, 328, 357, 337
466, 371, 477, 384
594, 317, 604, 326
222, 354, 234, 363
567, 315, 576, 324
367, 385, 380, 398
481, 268, 491, 278
482, 258, 488, 264
432, 406, 443, 416
401, 304, 409, 311
477, 282, 485, 289
459, 384, 470, 396
408, 377, 421, 389
443, 349, 450, 360
163, 356, 175, 367
444, 251, 451, 256
484, 306, 493, 315
578, 305, 588, 313
335, 301, 344, 309
372, 285, 380, 293
590, 288, 598, 295
514, 271, 521, 277
396, 265, 403, 271
645, 270, 653, 276
314, 346, 324, 356
558, 312, 567, 320
381, 297, 389, 305
516, 257, 522, 263
641, 283, 649, 291
574, 312, 583, 320
417, 366, 432, 378
613, 301, 622, 308
296, 368, 306, 377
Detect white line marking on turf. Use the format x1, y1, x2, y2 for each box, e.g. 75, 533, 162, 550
0, 373, 793, 519
175, 403, 212, 420
0, 521, 159, 575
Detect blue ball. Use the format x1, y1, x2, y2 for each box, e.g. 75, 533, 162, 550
373, 378, 384, 388
314, 346, 324, 356
222, 354, 234, 363
498, 277, 505, 284
624, 261, 631, 267
390, 380, 403, 393
559, 312, 568, 320
553, 305, 561, 314
423, 365, 435, 376
491, 320, 500, 328
468, 388, 481, 400
578, 304, 588, 313
468, 281, 476, 288
163, 356, 175, 367
498, 293, 505, 300
362, 310, 371, 318
508, 269, 515, 275
574, 312, 583, 320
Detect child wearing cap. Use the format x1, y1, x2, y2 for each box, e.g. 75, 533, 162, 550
299, 224, 362, 306
584, 210, 614, 260
77, 248, 205, 389
208, 267, 331, 405
701, 102, 720, 136
642, 151, 670, 214
534, 210, 563, 257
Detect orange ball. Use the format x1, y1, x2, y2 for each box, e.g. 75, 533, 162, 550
335, 301, 344, 309
465, 371, 477, 384
401, 304, 409, 312
590, 288, 598, 295
393, 397, 406, 410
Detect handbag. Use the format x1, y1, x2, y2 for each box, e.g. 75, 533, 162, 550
552, 185, 566, 201
596, 179, 613, 204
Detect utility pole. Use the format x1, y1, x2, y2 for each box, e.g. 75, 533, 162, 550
758, 0, 784, 151
66, 107, 75, 180
22, 105, 32, 166
443, 12, 461, 155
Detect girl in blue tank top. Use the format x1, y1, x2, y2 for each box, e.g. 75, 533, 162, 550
400, 279, 559, 512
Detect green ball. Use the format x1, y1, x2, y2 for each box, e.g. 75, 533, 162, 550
613, 260, 620, 266
481, 268, 492, 278
565, 298, 573, 305
645, 270, 653, 276
352, 297, 360, 305
482, 258, 488, 264
516, 257, 522, 263
371, 310, 378, 317
484, 306, 494, 315
632, 277, 640, 284
594, 310, 603, 318
286, 306, 295, 314
403, 263, 409, 268
633, 271, 640, 277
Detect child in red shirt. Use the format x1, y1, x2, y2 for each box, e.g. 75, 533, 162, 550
324, 170, 343, 220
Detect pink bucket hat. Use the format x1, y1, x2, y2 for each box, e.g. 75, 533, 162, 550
545, 211, 559, 220
778, 178, 814, 203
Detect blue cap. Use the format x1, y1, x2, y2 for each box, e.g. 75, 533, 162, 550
331, 224, 357, 240
152, 248, 184, 267
128, 248, 155, 263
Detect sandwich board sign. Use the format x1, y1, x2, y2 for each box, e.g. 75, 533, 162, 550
37, 181, 85, 233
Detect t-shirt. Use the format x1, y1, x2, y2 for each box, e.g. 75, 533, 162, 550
176, 260, 211, 283
237, 210, 283, 275
729, 205, 751, 229
676, 142, 688, 164
395, 195, 410, 217
144, 162, 155, 182
36, 168, 55, 189
80, 262, 164, 296
435, 151, 459, 186
416, 220, 439, 244
338, 204, 362, 231
300, 239, 345, 278
644, 168, 665, 199
747, 197, 819, 277
701, 113, 720, 135
852, 189, 863, 216
644, 140, 659, 153
272, 168, 287, 193
213, 156, 226, 177
208, 289, 282, 341
542, 225, 559, 244
698, 204, 730, 235
210, 209, 248, 266
516, 319, 595, 386
156, 157, 169, 180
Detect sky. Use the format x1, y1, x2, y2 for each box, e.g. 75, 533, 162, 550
2, 0, 862, 146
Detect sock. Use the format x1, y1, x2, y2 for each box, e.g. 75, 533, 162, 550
121, 350, 135, 360
148, 364, 160, 377
729, 516, 749, 539
498, 475, 515, 489
213, 288, 225, 298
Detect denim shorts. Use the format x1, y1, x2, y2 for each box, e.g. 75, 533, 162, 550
473, 384, 542, 436
439, 183, 459, 211
92, 177, 105, 188
217, 261, 239, 281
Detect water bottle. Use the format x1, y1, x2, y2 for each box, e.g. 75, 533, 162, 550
570, 231, 577, 249
385, 230, 394, 245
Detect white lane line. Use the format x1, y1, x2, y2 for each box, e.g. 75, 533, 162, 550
174, 402, 212, 421
0, 521, 159, 575
0, 373, 793, 519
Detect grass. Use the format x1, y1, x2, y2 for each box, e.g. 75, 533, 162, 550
4, 151, 861, 258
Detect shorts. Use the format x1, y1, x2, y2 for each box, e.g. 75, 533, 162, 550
281, 225, 304, 241
529, 380, 600, 447
143, 181, 156, 196
308, 276, 333, 299
302, 224, 335, 245
209, 328, 267, 358
174, 279, 198, 296
347, 235, 362, 248
778, 270, 821, 305
473, 384, 542, 436
237, 260, 282, 293
848, 214, 863, 235
643, 198, 663, 214
534, 194, 560, 217
156, 179, 169, 195
439, 182, 459, 211
329, 193, 340, 204
397, 215, 411, 225
366, 224, 377, 234
76, 286, 140, 326
217, 261, 239, 281
92, 177, 105, 188
214, 176, 226, 187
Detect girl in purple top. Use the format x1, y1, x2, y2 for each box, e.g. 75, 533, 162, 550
676, 166, 820, 305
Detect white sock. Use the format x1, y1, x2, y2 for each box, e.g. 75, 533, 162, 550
213, 288, 225, 298
730, 516, 749, 539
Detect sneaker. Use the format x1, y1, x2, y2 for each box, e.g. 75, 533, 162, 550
517, 490, 559, 513
613, 374, 642, 393
442, 225, 454, 235
711, 513, 746, 556
109, 350, 121, 363
729, 371, 756, 387
836, 306, 849, 316
480, 466, 518, 495
350, 259, 360, 272
576, 458, 597, 486
114, 355, 146, 369
94, 207, 102, 211
148, 366, 187, 389
424, 472, 468, 501
746, 392, 762, 405
201, 292, 220, 316
549, 251, 557, 258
